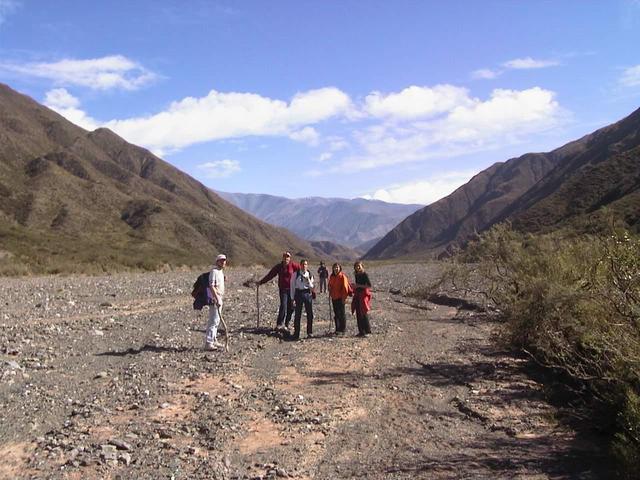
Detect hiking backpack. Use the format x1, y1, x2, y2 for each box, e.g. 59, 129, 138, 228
191, 272, 213, 310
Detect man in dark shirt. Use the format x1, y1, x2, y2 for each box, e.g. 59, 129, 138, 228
317, 261, 329, 293
257, 252, 301, 331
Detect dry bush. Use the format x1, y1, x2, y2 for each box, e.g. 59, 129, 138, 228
442, 223, 640, 475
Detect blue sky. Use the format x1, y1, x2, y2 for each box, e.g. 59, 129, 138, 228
1, 0, 639, 204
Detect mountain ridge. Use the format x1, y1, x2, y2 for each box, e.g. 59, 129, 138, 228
216, 191, 423, 249
365, 106, 640, 260
0, 83, 320, 273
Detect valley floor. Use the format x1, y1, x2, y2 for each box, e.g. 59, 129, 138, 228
0, 265, 608, 479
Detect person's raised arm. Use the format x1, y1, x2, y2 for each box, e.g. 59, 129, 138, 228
258, 264, 279, 285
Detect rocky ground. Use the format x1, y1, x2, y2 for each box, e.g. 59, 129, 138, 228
0, 263, 609, 479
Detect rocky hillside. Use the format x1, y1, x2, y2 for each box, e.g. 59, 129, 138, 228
0, 83, 317, 273
365, 106, 640, 260
217, 192, 422, 249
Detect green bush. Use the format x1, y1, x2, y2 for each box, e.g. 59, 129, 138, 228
442, 223, 640, 475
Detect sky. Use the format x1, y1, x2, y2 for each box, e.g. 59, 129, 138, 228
1, 0, 639, 205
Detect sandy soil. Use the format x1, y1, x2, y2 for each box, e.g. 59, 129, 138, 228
0, 264, 608, 479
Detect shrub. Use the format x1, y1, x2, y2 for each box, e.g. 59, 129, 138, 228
441, 223, 640, 475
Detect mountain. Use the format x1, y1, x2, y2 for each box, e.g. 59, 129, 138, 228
507, 114, 640, 232
216, 192, 422, 249
309, 240, 361, 262
0, 83, 317, 273
365, 107, 640, 260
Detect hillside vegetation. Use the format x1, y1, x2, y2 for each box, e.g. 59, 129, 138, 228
432, 222, 640, 476
0, 83, 319, 274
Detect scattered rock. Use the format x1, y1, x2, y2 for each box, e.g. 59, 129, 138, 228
5, 360, 21, 370
109, 439, 132, 450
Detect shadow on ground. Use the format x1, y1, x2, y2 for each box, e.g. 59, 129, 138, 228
96, 344, 192, 356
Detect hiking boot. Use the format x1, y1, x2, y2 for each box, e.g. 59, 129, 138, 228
212, 340, 224, 348
204, 343, 218, 351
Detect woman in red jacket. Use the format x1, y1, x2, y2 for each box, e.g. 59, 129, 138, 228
351, 261, 372, 337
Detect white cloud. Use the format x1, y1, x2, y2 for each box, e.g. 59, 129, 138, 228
40, 81, 564, 180
103, 87, 351, 153
327, 136, 349, 151
364, 85, 472, 119
446, 87, 560, 131
43, 88, 99, 131
333, 86, 565, 173
620, 64, 640, 87
472, 68, 501, 80
503, 57, 560, 69
196, 159, 241, 179
45, 88, 79, 109
287, 87, 352, 123
0, 0, 19, 26
289, 126, 320, 146
39, 85, 352, 155
0, 55, 157, 90
362, 170, 476, 205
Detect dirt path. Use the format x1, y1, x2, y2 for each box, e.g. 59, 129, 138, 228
0, 266, 607, 479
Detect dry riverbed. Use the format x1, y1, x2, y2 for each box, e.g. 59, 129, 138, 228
0, 264, 608, 479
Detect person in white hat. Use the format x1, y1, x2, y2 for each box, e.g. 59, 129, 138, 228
205, 254, 227, 350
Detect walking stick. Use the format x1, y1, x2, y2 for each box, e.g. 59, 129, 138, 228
217, 305, 229, 352
256, 284, 261, 329
328, 293, 333, 333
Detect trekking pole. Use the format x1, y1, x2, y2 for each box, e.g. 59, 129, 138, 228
327, 293, 333, 334
256, 284, 260, 329
217, 305, 230, 352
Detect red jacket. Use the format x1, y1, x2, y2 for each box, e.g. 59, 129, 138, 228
351, 287, 372, 315
259, 261, 301, 292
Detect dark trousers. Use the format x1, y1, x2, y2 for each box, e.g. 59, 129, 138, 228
277, 289, 294, 328
319, 277, 327, 293
293, 290, 314, 338
354, 303, 371, 335
332, 299, 346, 332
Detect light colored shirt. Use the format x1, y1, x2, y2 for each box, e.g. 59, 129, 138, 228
209, 267, 225, 305
290, 269, 314, 298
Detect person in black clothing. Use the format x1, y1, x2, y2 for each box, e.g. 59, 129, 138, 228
317, 261, 329, 293
352, 261, 372, 336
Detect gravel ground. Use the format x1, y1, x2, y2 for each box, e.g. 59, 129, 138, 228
0, 264, 608, 479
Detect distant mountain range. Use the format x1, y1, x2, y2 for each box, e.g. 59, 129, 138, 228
365, 106, 640, 260
216, 192, 423, 250
0, 83, 321, 273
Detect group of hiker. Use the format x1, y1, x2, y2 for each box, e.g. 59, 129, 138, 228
255, 252, 373, 341
195, 251, 373, 350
